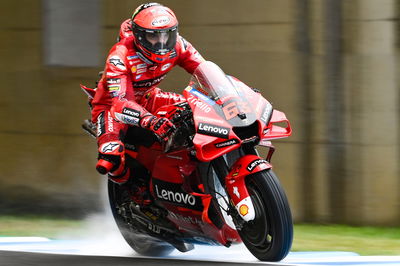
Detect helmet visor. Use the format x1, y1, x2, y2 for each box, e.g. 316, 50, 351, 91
136, 27, 177, 55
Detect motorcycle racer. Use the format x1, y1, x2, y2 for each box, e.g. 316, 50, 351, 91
91, 2, 205, 183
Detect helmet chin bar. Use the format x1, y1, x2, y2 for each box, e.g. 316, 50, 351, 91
150, 42, 169, 54
136, 51, 154, 65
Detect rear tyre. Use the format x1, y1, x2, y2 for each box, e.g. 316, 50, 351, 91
238, 169, 293, 261
108, 180, 175, 256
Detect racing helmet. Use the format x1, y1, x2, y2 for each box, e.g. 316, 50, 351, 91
131, 3, 178, 63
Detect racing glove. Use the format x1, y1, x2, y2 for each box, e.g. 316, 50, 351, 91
96, 140, 129, 184
140, 115, 176, 142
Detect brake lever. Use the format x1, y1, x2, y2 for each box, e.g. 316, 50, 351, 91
164, 110, 193, 153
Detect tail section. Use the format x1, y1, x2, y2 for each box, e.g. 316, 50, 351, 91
80, 84, 96, 99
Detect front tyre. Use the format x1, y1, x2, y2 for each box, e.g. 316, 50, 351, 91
238, 169, 293, 261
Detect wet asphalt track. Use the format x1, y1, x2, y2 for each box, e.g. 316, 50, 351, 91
0, 250, 278, 266
2, 240, 400, 266
1, 215, 399, 266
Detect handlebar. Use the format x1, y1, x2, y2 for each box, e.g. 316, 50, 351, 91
163, 107, 194, 153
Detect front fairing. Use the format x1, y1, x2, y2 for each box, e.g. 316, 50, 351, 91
183, 61, 273, 161
188, 62, 257, 127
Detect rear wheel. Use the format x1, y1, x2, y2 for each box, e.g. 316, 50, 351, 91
238, 169, 293, 261
108, 180, 175, 256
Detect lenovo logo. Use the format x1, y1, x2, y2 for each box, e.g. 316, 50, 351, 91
247, 159, 267, 172
155, 185, 196, 206
197, 123, 230, 139
122, 107, 140, 118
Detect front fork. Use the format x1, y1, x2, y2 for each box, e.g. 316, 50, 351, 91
212, 153, 272, 223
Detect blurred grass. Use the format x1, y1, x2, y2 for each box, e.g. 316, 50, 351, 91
0, 216, 399, 255
293, 224, 400, 255
0, 215, 84, 239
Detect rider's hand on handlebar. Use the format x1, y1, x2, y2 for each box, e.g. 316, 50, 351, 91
140, 115, 176, 142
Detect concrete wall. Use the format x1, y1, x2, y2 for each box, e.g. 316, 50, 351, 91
0, 0, 399, 224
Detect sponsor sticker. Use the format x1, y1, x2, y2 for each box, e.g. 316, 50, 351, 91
127, 55, 139, 60
239, 204, 249, 216
137, 68, 147, 74
131, 66, 137, 73
100, 142, 120, 153
261, 103, 273, 124
96, 112, 105, 137
169, 50, 177, 59
197, 122, 230, 139
161, 63, 171, 71
151, 16, 170, 27
189, 89, 215, 105
168, 211, 204, 225
246, 159, 267, 172
106, 72, 119, 77
152, 179, 203, 211
107, 112, 114, 132
129, 60, 141, 65
155, 185, 196, 206
133, 74, 167, 88
214, 139, 239, 148
115, 113, 139, 125
122, 107, 140, 118
107, 78, 121, 84
109, 86, 120, 91
187, 94, 212, 113
109, 56, 126, 70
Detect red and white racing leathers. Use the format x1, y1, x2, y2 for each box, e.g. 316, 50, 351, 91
91, 19, 205, 146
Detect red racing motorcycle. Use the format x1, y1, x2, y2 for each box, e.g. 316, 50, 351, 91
82, 61, 293, 261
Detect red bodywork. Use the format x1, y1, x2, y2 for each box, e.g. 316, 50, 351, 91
124, 62, 291, 246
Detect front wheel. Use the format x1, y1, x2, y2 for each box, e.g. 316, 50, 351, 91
238, 169, 293, 261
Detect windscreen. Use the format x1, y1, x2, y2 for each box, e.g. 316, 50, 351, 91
189, 61, 257, 127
